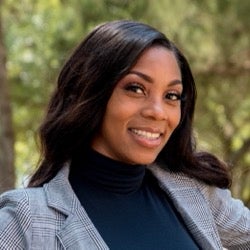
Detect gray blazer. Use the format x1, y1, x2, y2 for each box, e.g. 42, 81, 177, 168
0, 164, 249, 250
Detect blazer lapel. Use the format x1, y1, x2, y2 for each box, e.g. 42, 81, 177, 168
148, 165, 223, 250
44, 163, 223, 249
56, 206, 109, 250
44, 165, 109, 250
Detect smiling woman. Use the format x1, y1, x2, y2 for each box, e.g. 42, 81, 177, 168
0, 20, 249, 250
91, 46, 182, 165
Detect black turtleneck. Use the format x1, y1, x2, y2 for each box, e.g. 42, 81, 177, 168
69, 149, 199, 250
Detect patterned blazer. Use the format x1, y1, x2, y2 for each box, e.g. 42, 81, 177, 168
0, 164, 249, 250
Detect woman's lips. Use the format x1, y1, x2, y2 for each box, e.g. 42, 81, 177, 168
129, 128, 163, 148
130, 128, 161, 139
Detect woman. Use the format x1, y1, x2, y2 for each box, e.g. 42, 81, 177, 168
0, 20, 249, 250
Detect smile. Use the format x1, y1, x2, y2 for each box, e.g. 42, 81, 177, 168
130, 129, 161, 140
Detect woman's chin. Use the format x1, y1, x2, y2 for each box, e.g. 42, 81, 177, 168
128, 156, 157, 165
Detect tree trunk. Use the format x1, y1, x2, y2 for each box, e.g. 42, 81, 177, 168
0, 2, 15, 194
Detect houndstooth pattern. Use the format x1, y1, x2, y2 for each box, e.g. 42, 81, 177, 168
0, 163, 249, 249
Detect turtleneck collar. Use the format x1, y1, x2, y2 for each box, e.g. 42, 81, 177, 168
70, 149, 146, 194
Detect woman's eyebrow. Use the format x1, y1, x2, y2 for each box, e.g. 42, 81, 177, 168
129, 70, 153, 83
129, 70, 182, 86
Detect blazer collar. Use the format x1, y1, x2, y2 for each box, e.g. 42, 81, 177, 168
44, 163, 222, 250
44, 164, 109, 249
148, 164, 223, 250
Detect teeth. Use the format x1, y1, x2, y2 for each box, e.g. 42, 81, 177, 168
131, 129, 161, 139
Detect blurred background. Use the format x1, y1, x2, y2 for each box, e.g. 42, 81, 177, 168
0, 0, 250, 207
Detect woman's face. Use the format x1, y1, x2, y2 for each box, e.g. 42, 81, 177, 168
92, 46, 182, 165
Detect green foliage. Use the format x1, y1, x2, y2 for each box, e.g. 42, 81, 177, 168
3, 0, 85, 183
2, 0, 250, 205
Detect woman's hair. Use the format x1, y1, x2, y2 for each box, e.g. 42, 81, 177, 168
28, 20, 231, 188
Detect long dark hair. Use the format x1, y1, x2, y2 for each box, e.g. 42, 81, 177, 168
28, 20, 231, 188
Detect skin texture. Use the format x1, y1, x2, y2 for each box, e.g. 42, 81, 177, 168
91, 46, 183, 165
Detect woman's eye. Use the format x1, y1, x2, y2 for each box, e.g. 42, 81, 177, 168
165, 92, 182, 101
125, 83, 145, 94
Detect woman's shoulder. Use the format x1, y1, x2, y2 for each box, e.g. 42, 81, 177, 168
0, 186, 48, 228
149, 164, 250, 248
0, 165, 70, 214
149, 163, 249, 212
0, 185, 57, 232
0, 185, 67, 249
0, 187, 43, 248
0, 186, 46, 210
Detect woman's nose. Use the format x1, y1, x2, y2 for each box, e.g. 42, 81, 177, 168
141, 98, 167, 121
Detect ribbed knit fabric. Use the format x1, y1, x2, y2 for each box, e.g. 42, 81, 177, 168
69, 149, 199, 250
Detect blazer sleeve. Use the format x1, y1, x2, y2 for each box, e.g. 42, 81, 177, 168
200, 185, 250, 250
0, 189, 32, 250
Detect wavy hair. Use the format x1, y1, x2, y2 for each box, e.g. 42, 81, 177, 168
28, 20, 231, 188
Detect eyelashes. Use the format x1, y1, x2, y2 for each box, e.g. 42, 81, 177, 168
124, 83, 145, 94
124, 82, 183, 102
165, 92, 182, 101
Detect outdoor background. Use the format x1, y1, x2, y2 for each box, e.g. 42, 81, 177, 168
0, 0, 250, 207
